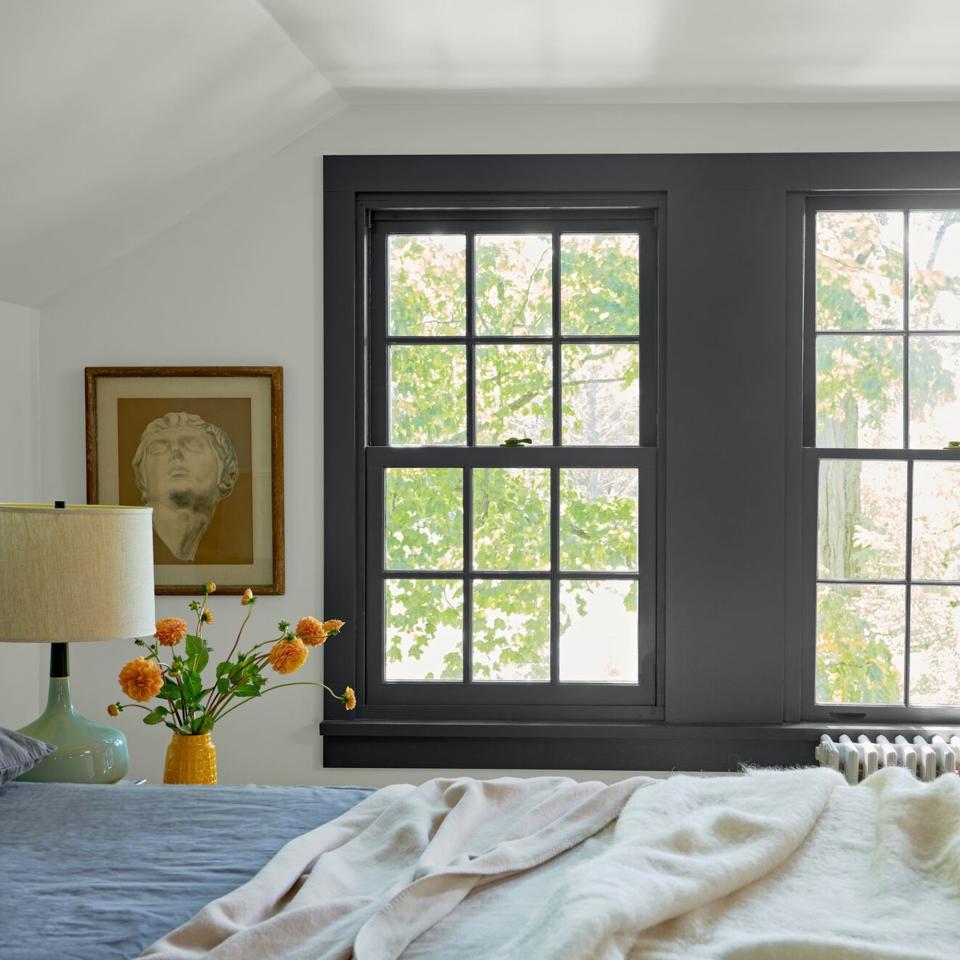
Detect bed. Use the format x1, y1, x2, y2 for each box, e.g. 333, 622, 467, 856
0, 780, 372, 960
6, 769, 960, 959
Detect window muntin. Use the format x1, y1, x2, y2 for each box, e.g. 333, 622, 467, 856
367, 213, 658, 711
809, 204, 960, 712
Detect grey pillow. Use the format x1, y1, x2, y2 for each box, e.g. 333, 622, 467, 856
0, 727, 55, 784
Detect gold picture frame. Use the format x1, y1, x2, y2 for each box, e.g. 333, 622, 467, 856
85, 366, 284, 595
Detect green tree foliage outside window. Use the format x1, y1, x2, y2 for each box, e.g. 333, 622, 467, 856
384, 233, 643, 683
815, 210, 960, 705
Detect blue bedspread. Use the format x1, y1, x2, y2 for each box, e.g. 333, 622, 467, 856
0, 780, 372, 960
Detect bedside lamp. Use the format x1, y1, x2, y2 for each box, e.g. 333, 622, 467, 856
0, 503, 155, 783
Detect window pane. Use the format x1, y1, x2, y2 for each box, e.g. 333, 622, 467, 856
562, 343, 639, 445
815, 211, 904, 331
910, 585, 960, 706
389, 345, 466, 445
815, 335, 903, 448
385, 468, 462, 571
560, 468, 638, 571
388, 235, 466, 336
475, 344, 552, 445
473, 468, 550, 571
475, 234, 552, 336
909, 335, 960, 449
816, 460, 906, 580
815, 583, 904, 705
561, 233, 639, 335
472, 579, 550, 682
912, 462, 960, 581
384, 579, 463, 681
559, 580, 638, 683
909, 211, 960, 331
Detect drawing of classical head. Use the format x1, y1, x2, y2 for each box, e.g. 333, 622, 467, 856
132, 411, 239, 561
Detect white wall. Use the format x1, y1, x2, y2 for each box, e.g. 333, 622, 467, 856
10, 101, 960, 785
0, 299, 44, 724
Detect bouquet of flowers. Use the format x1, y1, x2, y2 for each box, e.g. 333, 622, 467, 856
109, 582, 354, 733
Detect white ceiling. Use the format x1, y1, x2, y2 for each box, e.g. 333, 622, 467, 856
265, 0, 960, 104
4, 0, 960, 306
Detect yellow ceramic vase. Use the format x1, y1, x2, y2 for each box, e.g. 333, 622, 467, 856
163, 732, 218, 785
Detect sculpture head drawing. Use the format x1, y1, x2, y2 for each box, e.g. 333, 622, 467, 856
132, 411, 239, 561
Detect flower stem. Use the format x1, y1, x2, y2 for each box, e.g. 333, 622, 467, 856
202, 606, 256, 715
225, 606, 254, 665
203, 649, 274, 720
195, 587, 210, 636
207, 681, 346, 726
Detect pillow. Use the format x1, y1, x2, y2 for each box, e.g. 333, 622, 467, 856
0, 727, 55, 784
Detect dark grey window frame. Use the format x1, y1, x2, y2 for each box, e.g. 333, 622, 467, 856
324, 154, 960, 771
799, 192, 960, 725
364, 207, 659, 719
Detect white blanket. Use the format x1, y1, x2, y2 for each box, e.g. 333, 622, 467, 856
140, 767, 960, 960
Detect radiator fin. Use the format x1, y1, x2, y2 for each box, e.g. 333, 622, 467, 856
815, 734, 960, 784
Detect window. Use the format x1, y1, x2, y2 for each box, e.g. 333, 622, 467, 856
804, 199, 960, 719
361, 205, 660, 720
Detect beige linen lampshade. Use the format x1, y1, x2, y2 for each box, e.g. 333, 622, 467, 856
0, 503, 155, 643
0, 503, 155, 783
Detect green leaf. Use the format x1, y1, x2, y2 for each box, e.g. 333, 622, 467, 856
185, 634, 210, 674
232, 683, 261, 698
217, 676, 230, 695
159, 681, 182, 701
181, 670, 203, 702
142, 706, 167, 725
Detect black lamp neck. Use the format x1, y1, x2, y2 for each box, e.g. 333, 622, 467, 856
50, 642, 69, 678
49, 502, 69, 677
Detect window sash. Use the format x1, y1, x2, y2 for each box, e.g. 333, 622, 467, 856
369, 217, 658, 449
802, 193, 960, 721
802, 197, 960, 449
364, 447, 657, 708
803, 449, 960, 723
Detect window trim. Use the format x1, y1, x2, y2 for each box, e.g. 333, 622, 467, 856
324, 153, 960, 770
798, 192, 960, 724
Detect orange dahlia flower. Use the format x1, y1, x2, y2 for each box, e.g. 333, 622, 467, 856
268, 637, 308, 674
343, 686, 357, 710
155, 618, 188, 647
322, 619, 345, 635
119, 657, 164, 702
296, 616, 327, 647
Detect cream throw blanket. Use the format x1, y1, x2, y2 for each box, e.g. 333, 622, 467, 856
140, 767, 960, 960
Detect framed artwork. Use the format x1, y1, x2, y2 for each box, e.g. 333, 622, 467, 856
85, 367, 284, 595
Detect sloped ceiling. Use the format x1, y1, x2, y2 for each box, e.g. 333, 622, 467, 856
0, 0, 341, 307
3, 0, 960, 306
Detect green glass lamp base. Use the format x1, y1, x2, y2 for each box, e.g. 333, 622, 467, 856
17, 676, 129, 784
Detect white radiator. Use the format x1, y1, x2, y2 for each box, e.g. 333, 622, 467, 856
815, 733, 960, 785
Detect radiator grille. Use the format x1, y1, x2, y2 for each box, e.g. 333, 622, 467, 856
815, 734, 960, 784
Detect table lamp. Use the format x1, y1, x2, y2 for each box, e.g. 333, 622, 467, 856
0, 502, 155, 783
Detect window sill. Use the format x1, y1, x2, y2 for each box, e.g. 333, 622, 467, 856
319, 720, 960, 770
